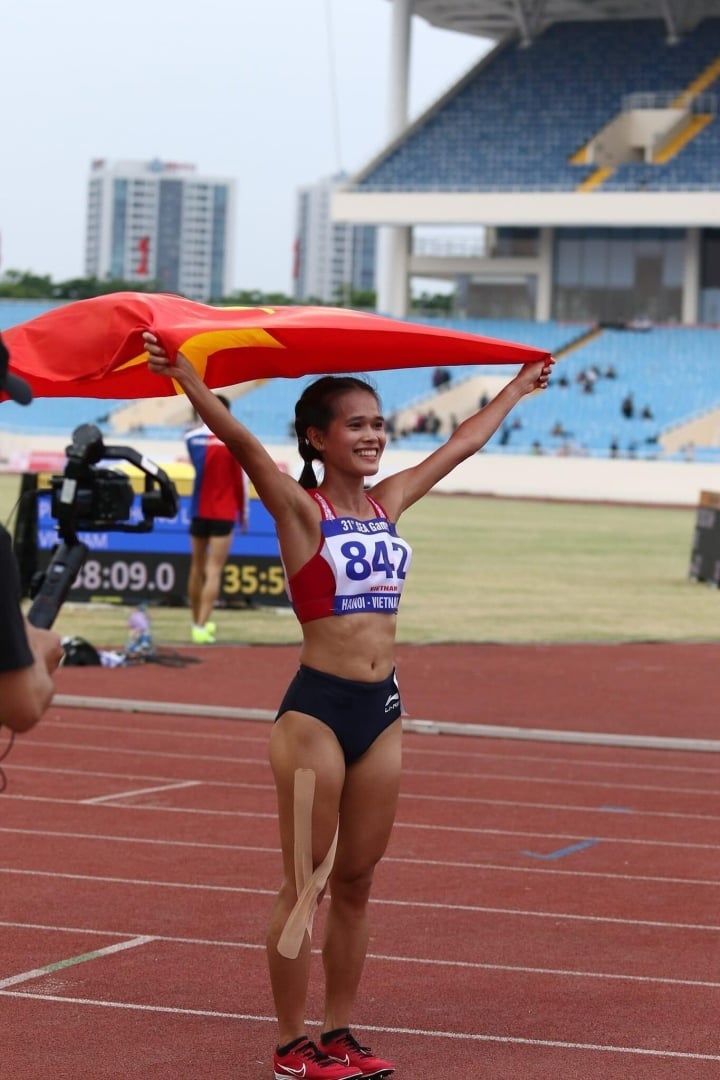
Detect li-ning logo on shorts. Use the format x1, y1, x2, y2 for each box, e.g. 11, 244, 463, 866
384, 691, 400, 713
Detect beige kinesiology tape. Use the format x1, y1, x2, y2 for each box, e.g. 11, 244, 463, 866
277, 768, 339, 960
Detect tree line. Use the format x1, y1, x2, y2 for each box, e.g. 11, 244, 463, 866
0, 270, 455, 314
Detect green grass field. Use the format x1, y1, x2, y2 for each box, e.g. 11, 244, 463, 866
2, 474, 717, 647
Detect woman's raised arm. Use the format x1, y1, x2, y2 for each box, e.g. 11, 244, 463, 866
143, 332, 306, 524
373, 357, 554, 519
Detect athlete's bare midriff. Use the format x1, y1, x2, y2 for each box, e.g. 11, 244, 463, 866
299, 612, 397, 682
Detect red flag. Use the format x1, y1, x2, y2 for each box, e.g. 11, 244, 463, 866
1, 292, 551, 401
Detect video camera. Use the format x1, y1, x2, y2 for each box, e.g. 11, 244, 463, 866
27, 423, 178, 629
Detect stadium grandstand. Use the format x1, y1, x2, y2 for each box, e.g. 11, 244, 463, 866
2, 0, 720, 471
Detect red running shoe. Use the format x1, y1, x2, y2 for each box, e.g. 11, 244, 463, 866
320, 1029, 395, 1079
273, 1036, 363, 1079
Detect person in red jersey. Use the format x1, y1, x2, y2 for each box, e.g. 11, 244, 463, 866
144, 329, 552, 1079
185, 394, 249, 643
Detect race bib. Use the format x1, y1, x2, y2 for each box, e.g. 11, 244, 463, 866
320, 516, 413, 615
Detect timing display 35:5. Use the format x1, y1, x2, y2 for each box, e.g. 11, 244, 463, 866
222, 563, 285, 596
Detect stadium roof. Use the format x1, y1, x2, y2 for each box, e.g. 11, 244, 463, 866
405, 0, 720, 44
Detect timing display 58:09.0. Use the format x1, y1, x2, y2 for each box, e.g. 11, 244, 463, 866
71, 556, 176, 595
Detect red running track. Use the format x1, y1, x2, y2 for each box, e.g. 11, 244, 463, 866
1, 642, 719, 1079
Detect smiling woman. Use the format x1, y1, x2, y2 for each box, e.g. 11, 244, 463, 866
141, 328, 551, 1080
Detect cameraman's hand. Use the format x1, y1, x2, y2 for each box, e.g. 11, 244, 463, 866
0, 622, 63, 733
25, 620, 64, 675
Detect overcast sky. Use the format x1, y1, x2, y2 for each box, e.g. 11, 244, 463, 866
1, 0, 488, 294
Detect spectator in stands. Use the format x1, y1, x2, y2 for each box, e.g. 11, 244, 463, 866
604, 364, 617, 379
185, 397, 249, 644
432, 366, 452, 390
609, 437, 620, 459
0, 334, 64, 734
621, 393, 635, 419
641, 404, 654, 420
425, 408, 442, 435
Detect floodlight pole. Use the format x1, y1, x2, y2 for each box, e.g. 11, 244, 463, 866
377, 0, 412, 317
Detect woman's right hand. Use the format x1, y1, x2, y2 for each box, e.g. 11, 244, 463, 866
143, 332, 193, 382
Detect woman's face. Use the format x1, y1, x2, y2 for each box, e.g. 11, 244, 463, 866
311, 389, 387, 478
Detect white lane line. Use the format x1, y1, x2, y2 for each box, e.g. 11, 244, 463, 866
6, 790, 720, 823
3, 825, 719, 886
385, 857, 720, 888
2, 920, 719, 991
2, 824, 719, 854
1, 868, 719, 931
13, 739, 268, 766
407, 768, 720, 798
404, 744, 720, 776
11, 825, 720, 885
359, 1021, 720, 1062
13, 757, 720, 800
0, 936, 153, 988
0, 992, 718, 1062
81, 781, 202, 805
4, 795, 276, 819
8, 764, 271, 791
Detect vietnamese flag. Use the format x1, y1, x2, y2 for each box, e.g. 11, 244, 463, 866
0, 292, 551, 401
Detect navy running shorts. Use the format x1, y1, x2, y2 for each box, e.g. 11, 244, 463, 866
276, 664, 402, 764
190, 517, 234, 538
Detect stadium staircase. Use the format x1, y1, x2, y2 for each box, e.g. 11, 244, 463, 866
107, 379, 267, 435
576, 49, 720, 192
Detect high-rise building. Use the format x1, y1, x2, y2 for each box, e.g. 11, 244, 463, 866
85, 159, 235, 302
293, 173, 376, 303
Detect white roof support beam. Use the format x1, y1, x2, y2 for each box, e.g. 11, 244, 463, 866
400, 0, 718, 42
659, 0, 679, 44
511, 0, 531, 45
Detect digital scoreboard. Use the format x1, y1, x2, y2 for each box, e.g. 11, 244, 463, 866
15, 467, 289, 608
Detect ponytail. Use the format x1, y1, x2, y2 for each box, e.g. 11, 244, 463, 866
297, 436, 321, 490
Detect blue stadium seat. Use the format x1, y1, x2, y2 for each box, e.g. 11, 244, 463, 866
355, 18, 720, 193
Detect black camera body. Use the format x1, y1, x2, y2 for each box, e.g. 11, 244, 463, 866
28, 423, 178, 629
50, 468, 135, 527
